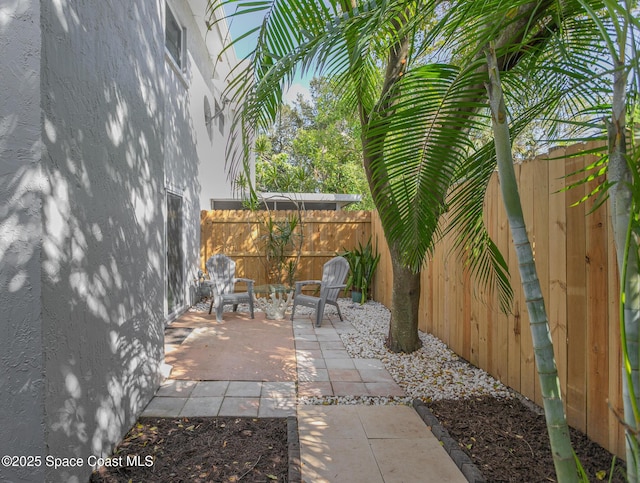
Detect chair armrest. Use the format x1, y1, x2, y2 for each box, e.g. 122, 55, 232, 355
233, 278, 254, 284
294, 280, 322, 296
233, 278, 254, 293
325, 284, 347, 290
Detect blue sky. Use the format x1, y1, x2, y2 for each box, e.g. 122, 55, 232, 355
223, 4, 312, 103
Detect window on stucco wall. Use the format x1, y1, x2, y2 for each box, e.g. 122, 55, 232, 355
165, 2, 186, 71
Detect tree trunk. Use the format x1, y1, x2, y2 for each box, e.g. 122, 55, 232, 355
386, 242, 422, 353
608, 54, 640, 481
485, 44, 578, 482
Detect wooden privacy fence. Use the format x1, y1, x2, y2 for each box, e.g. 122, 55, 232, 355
372, 141, 625, 458
200, 210, 371, 286
199, 142, 625, 458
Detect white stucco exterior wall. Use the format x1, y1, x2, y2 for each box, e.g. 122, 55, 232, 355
179, 0, 244, 209
40, 2, 167, 481
1, 1, 240, 480
0, 1, 47, 481
0, 0, 240, 482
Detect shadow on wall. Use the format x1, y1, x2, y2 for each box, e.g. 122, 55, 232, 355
34, 1, 198, 481
0, 2, 48, 481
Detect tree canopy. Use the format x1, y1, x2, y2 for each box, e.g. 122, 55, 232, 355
249, 77, 374, 210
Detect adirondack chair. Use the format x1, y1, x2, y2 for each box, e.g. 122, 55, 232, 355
291, 256, 349, 327
204, 254, 255, 322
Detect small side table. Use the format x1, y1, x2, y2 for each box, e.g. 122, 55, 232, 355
253, 284, 294, 320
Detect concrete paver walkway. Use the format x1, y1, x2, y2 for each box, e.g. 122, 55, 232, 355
298, 405, 466, 482
142, 310, 466, 482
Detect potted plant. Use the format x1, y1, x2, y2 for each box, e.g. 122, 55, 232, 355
340, 237, 380, 304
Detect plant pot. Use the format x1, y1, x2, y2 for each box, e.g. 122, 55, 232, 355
351, 290, 363, 303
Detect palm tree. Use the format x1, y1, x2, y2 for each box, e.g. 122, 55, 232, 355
484, 40, 579, 482
209, 0, 636, 479
577, 1, 640, 478
210, 0, 563, 353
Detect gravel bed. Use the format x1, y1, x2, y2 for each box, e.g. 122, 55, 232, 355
189, 297, 512, 404
336, 299, 512, 401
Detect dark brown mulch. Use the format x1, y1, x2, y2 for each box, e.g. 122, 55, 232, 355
90, 417, 288, 483
89, 398, 627, 482
428, 396, 627, 482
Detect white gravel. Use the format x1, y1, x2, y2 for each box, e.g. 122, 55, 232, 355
189, 297, 512, 403
335, 299, 512, 402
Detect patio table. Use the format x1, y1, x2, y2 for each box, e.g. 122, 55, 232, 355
253, 284, 294, 320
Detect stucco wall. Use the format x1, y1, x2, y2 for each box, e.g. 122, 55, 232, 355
1, 1, 226, 480
163, 0, 211, 311
174, 0, 242, 209
40, 1, 166, 481
0, 1, 47, 481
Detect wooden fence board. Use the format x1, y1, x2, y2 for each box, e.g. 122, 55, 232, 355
585, 153, 610, 448
564, 145, 588, 432
548, 147, 569, 405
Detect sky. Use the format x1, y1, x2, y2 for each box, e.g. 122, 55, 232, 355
222, 4, 312, 104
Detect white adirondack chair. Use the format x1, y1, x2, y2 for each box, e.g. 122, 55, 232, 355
204, 254, 255, 322
291, 256, 349, 327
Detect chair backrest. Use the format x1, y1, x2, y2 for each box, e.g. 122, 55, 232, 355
320, 256, 349, 302
206, 254, 236, 295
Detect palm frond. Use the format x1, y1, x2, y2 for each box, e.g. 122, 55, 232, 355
366, 61, 489, 271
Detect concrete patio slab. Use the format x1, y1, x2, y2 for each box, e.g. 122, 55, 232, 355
359, 369, 396, 383
225, 381, 263, 397
297, 406, 368, 441
298, 381, 334, 397
141, 397, 187, 417
300, 437, 385, 483
324, 358, 356, 369
218, 397, 260, 417
332, 381, 369, 396
322, 349, 351, 358
144, 309, 469, 482
179, 397, 223, 417
165, 312, 296, 381
156, 379, 197, 397
258, 398, 296, 417
298, 367, 330, 382
356, 405, 431, 439
365, 382, 406, 397
328, 369, 362, 382
191, 380, 229, 397
298, 405, 466, 483
261, 381, 296, 398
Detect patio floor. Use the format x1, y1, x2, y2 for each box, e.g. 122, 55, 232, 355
164, 311, 296, 381
142, 308, 466, 482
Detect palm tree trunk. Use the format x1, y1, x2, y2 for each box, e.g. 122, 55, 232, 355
485, 44, 578, 482
386, 242, 422, 353
608, 53, 640, 481
356, 17, 425, 354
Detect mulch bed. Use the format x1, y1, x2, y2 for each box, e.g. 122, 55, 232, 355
89, 398, 627, 482
90, 417, 288, 483
428, 396, 627, 482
